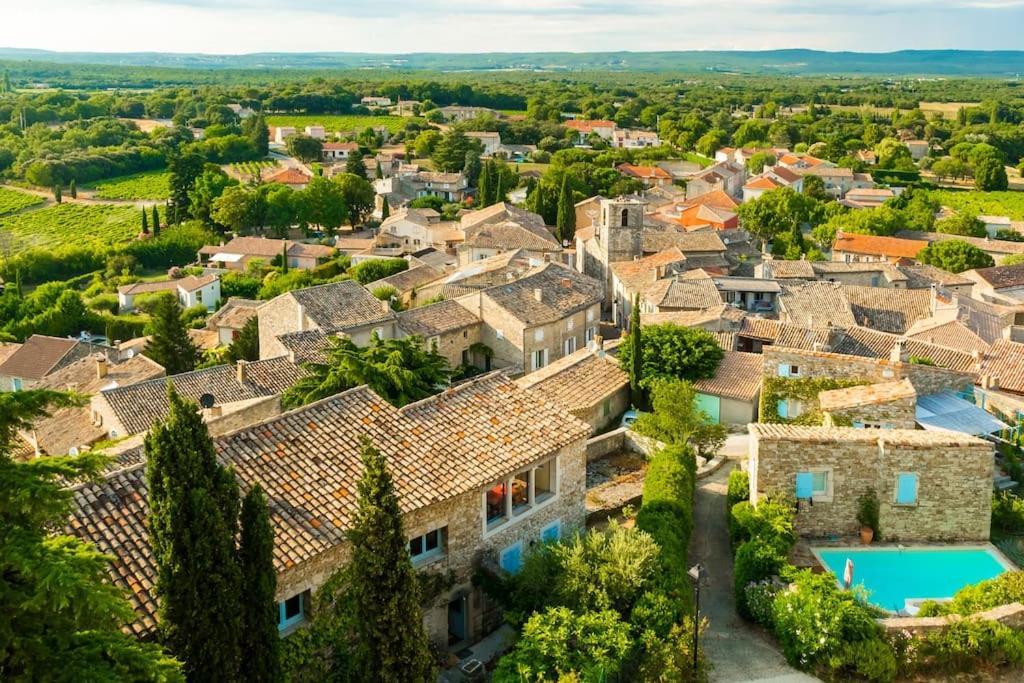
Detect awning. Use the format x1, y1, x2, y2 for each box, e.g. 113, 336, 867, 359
916, 390, 1007, 436
210, 252, 244, 263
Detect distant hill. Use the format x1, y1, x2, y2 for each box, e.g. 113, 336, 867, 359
2, 48, 1024, 76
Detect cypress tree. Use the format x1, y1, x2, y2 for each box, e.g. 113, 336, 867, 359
629, 293, 644, 409
348, 437, 434, 682
381, 199, 390, 221
227, 316, 260, 363
152, 205, 161, 236
53, 185, 61, 203
69, 178, 77, 199
281, 242, 289, 273
239, 485, 280, 683
141, 209, 149, 235
375, 160, 384, 179
477, 160, 492, 207
556, 175, 576, 244
146, 387, 242, 681
144, 294, 198, 374
494, 165, 507, 205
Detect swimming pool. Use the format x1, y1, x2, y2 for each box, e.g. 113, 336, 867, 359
813, 545, 1015, 613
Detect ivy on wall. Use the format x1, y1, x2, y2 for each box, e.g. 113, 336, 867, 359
759, 376, 870, 425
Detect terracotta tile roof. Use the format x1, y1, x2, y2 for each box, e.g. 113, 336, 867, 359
778, 282, 858, 328
693, 351, 762, 402
460, 202, 547, 232
397, 300, 481, 338
0, 342, 23, 366
818, 379, 916, 412
0, 335, 81, 380
206, 298, 261, 331
39, 353, 165, 395
616, 163, 672, 180
68, 373, 590, 636
830, 326, 978, 373
759, 259, 816, 279
750, 423, 988, 448
680, 190, 739, 211
117, 275, 218, 296
463, 219, 560, 252
368, 264, 443, 293
711, 331, 737, 351
643, 229, 727, 255
645, 277, 724, 310
516, 347, 628, 414
968, 263, 1024, 290
201, 236, 333, 260
322, 142, 359, 151
767, 166, 802, 183
483, 263, 602, 326
844, 285, 931, 334
980, 340, 1024, 394
265, 167, 312, 186
833, 232, 926, 260
744, 176, 781, 191
287, 280, 396, 332
641, 304, 742, 329
276, 329, 333, 364
811, 262, 907, 283
99, 357, 305, 435
610, 248, 687, 293
894, 261, 972, 288
904, 318, 990, 355
897, 231, 1024, 256
565, 119, 615, 133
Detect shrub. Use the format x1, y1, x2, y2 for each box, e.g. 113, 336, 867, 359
992, 492, 1024, 533
104, 315, 147, 343
87, 292, 119, 314
730, 496, 796, 552
857, 489, 881, 539
348, 258, 408, 285
181, 303, 209, 328
913, 619, 1024, 675
220, 272, 262, 300
635, 618, 709, 681
726, 469, 750, 510
734, 537, 788, 619
937, 571, 1024, 616
729, 501, 756, 547
833, 637, 898, 682
311, 259, 344, 280
743, 580, 781, 628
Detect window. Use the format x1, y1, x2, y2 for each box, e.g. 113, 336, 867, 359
602, 399, 611, 417
461, 349, 470, 366
541, 520, 561, 543
486, 482, 508, 528
534, 460, 555, 500
566, 318, 575, 331
511, 470, 530, 514
277, 591, 308, 632
409, 527, 446, 564
11, 377, 22, 391
563, 337, 577, 355
534, 329, 545, 342
428, 335, 440, 350
585, 327, 596, 343
795, 468, 832, 502
373, 327, 385, 339
532, 348, 547, 371
483, 457, 559, 533
895, 473, 919, 506
500, 542, 524, 574
496, 329, 504, 340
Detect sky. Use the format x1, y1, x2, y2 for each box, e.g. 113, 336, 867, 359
4, 0, 1024, 54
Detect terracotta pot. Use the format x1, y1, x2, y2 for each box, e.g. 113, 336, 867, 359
859, 526, 874, 545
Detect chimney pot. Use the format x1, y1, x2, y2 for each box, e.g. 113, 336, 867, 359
382, 298, 391, 313
96, 356, 108, 379
560, 277, 572, 289
534, 288, 543, 303
236, 360, 248, 385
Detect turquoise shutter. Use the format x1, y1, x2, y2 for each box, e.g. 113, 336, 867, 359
778, 363, 790, 377
501, 543, 523, 574
795, 472, 813, 499
777, 400, 789, 418
541, 521, 561, 543
897, 474, 918, 505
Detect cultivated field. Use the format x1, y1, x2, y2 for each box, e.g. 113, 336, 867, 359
0, 187, 44, 216
828, 101, 979, 120
265, 114, 415, 134
0, 203, 140, 249
227, 160, 279, 181
930, 189, 1024, 221
88, 170, 171, 200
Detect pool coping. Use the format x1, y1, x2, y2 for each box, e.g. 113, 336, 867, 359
809, 542, 1017, 614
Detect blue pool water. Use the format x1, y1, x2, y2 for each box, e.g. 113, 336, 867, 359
815, 547, 1011, 612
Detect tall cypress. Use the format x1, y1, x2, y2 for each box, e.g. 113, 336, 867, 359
281, 242, 289, 273
477, 160, 492, 207
239, 485, 280, 683
556, 175, 576, 245
348, 437, 434, 682
69, 178, 77, 199
152, 205, 161, 236
381, 198, 390, 221
146, 387, 242, 681
375, 160, 384, 180
53, 185, 61, 203
141, 209, 149, 235
629, 293, 644, 410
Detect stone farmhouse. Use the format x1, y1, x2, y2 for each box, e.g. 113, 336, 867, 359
117, 274, 220, 313
198, 236, 335, 272
67, 373, 590, 648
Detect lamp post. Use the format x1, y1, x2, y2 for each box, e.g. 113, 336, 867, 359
688, 563, 705, 675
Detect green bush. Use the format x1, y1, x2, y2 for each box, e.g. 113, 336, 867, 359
348, 258, 408, 285
220, 271, 262, 300
833, 637, 898, 682
87, 292, 119, 314
311, 259, 345, 280
734, 537, 788, 619
911, 619, 1024, 676
104, 315, 147, 344
993, 492, 1024, 533
726, 469, 749, 510
181, 303, 209, 328
935, 571, 1024, 616
729, 496, 795, 552
729, 501, 756, 547
122, 222, 217, 270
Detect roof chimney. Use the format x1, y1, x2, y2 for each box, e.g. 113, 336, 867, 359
534, 288, 543, 303
593, 335, 605, 356
890, 338, 907, 364
560, 277, 572, 289
382, 298, 392, 313
236, 360, 248, 385
96, 356, 108, 379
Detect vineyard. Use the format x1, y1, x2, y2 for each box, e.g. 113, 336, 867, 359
89, 170, 171, 200
0, 187, 44, 216
0, 204, 140, 250
265, 114, 415, 134
929, 189, 1024, 221
228, 160, 278, 180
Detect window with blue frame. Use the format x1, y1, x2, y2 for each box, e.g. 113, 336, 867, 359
540, 519, 561, 543
277, 591, 308, 633
409, 527, 446, 565
499, 541, 523, 574
795, 469, 831, 502
895, 472, 919, 506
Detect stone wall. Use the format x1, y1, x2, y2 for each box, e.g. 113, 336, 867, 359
573, 382, 630, 434
206, 396, 282, 437
878, 602, 1024, 636
750, 428, 993, 542
275, 437, 588, 648
763, 347, 973, 396
258, 294, 305, 360
823, 395, 917, 429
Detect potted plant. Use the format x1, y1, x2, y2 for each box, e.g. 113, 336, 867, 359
857, 490, 880, 545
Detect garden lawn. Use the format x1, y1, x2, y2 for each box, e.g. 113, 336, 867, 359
929, 189, 1024, 221
0, 187, 44, 216
88, 170, 171, 200
0, 203, 140, 250
266, 114, 416, 134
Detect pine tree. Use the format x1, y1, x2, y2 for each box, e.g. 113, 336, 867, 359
146, 387, 242, 681
152, 205, 161, 236
238, 485, 280, 683
69, 178, 77, 199
629, 293, 644, 410
226, 316, 260, 363
556, 175, 576, 244
347, 149, 367, 177
348, 437, 434, 682
380, 198, 390, 221
141, 208, 149, 235
144, 294, 198, 374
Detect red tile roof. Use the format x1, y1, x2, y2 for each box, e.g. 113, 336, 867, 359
833, 232, 926, 260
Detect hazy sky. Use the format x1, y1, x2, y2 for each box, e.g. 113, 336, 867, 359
5, 0, 1024, 53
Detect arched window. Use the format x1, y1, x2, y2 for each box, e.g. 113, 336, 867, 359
620, 208, 630, 226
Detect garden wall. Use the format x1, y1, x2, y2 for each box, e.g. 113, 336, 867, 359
878, 602, 1024, 636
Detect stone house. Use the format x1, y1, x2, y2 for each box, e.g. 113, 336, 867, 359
962, 263, 1024, 305
378, 207, 444, 252
611, 128, 661, 149
415, 249, 539, 302
797, 166, 874, 198
458, 203, 561, 264
321, 141, 359, 162
515, 342, 630, 434
407, 171, 469, 202
455, 262, 603, 373
367, 263, 445, 308
396, 300, 483, 370
258, 280, 398, 360
117, 275, 221, 313
616, 163, 673, 188
832, 232, 927, 264
693, 351, 763, 425
685, 161, 746, 200
205, 298, 261, 346
564, 119, 616, 145
748, 424, 993, 542
0, 335, 110, 392
819, 379, 918, 429
466, 132, 502, 156
198, 236, 336, 272
68, 373, 590, 649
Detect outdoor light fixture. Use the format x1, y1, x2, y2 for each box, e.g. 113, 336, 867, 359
688, 563, 706, 674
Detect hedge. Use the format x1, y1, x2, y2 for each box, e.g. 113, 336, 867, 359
726, 469, 749, 510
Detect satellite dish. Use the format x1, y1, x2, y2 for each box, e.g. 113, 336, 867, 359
68, 446, 80, 456
125, 349, 136, 358
199, 393, 216, 409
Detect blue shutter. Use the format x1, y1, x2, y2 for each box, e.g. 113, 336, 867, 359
777, 400, 789, 418
500, 543, 523, 574
778, 363, 790, 378
795, 472, 814, 499
896, 474, 918, 505
541, 520, 561, 543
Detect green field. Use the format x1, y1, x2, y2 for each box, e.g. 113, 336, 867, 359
228, 160, 279, 179
0, 203, 141, 250
929, 189, 1024, 221
88, 170, 171, 200
0, 187, 44, 216
265, 114, 415, 134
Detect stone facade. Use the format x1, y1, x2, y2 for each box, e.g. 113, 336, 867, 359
578, 197, 647, 302
822, 395, 917, 429
258, 293, 397, 360
423, 324, 482, 370
749, 425, 993, 542
275, 438, 587, 649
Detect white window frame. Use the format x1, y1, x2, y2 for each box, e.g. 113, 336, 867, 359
408, 527, 446, 566
495, 329, 504, 340
482, 456, 560, 536
534, 328, 545, 342
532, 348, 548, 371
807, 467, 833, 503
563, 336, 577, 355
566, 318, 575, 331
585, 327, 596, 344
587, 308, 595, 322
